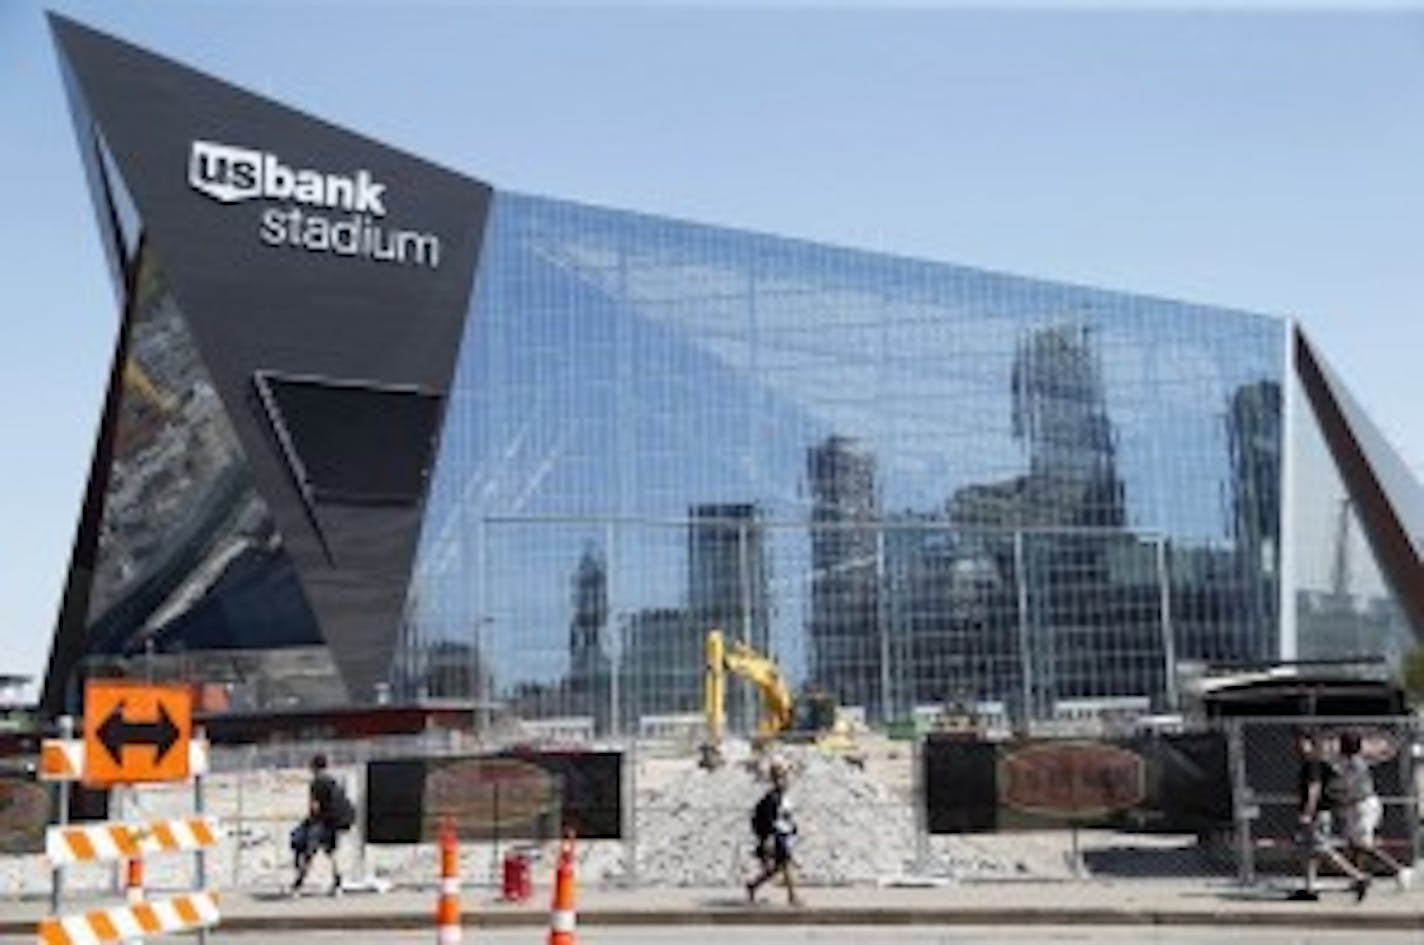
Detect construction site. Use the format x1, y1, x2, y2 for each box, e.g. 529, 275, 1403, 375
6, 653, 1419, 901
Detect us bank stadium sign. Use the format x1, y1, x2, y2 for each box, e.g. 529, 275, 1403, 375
188, 140, 441, 269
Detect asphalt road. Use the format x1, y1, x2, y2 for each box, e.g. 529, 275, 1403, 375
149, 928, 1423, 945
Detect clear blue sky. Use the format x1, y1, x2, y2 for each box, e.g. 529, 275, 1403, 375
4, 1, 1424, 696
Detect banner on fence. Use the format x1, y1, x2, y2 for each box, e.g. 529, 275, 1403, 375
924, 732, 1231, 833
365, 749, 622, 843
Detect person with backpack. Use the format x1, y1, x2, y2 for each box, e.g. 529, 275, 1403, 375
1291, 727, 1371, 901
745, 759, 802, 906
290, 753, 356, 896
1327, 729, 1413, 897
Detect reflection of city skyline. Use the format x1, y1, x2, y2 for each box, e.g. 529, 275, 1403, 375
467, 319, 1298, 728
395, 190, 1314, 728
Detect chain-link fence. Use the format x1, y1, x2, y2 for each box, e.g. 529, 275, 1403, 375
1227, 716, 1420, 886
6, 716, 1418, 898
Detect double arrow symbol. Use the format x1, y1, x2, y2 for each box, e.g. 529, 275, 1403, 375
96, 700, 181, 765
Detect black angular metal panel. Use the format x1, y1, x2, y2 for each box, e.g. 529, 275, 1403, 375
45, 15, 491, 707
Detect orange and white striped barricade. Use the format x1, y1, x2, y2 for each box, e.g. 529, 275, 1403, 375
547, 834, 577, 945
38, 739, 85, 782
436, 820, 461, 945
40, 700, 218, 944
45, 816, 222, 865
38, 739, 210, 783
41, 816, 222, 942
37, 890, 220, 944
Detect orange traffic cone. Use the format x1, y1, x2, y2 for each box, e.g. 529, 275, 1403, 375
125, 856, 144, 904
436, 820, 461, 945
547, 832, 577, 945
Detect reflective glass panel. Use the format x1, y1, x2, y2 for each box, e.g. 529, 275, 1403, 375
404, 193, 1286, 730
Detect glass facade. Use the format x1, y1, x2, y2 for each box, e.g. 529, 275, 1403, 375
399, 193, 1290, 729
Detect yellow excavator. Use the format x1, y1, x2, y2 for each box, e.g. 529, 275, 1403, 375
698, 628, 858, 769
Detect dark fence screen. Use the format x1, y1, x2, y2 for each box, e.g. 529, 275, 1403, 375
924, 732, 1231, 834
366, 749, 622, 843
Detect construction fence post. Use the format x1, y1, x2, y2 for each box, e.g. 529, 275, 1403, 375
912, 731, 929, 876
1410, 716, 1422, 867
622, 738, 639, 887
231, 745, 249, 889
1226, 718, 1255, 886
50, 715, 74, 917
355, 758, 369, 884
194, 726, 209, 945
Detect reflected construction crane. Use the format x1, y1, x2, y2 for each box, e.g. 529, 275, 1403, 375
123, 360, 177, 415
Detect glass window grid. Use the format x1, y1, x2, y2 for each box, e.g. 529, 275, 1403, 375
400, 192, 1287, 729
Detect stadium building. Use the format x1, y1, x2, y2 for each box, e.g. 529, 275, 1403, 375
40, 16, 1424, 729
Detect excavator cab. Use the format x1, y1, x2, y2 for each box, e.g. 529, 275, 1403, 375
792, 687, 838, 733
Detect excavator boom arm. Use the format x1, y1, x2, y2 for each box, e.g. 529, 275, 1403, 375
722, 640, 795, 734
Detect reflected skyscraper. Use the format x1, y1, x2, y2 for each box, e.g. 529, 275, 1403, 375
568, 545, 612, 732
617, 608, 699, 731
1011, 324, 1124, 529
807, 436, 882, 715
688, 504, 770, 651
1227, 380, 1283, 648
689, 503, 770, 730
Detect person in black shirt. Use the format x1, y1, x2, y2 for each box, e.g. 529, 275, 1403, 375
745, 760, 803, 906
1291, 729, 1370, 901
290, 754, 354, 896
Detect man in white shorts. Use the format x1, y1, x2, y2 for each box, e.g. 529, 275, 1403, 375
1328, 730, 1414, 900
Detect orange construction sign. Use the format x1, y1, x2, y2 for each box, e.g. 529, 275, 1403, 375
82, 681, 192, 785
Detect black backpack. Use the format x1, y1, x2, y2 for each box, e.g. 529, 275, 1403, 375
321, 776, 356, 831
751, 789, 779, 839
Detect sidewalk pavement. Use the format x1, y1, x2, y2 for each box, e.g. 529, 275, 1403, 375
5, 878, 1422, 934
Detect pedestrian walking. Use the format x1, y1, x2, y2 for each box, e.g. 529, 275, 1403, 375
746, 759, 802, 907
1328, 729, 1414, 897
1290, 728, 1370, 901
290, 753, 356, 896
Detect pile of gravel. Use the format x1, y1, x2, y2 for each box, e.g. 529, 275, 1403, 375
633, 745, 917, 886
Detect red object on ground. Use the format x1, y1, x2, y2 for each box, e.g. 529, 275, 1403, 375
502, 848, 533, 902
